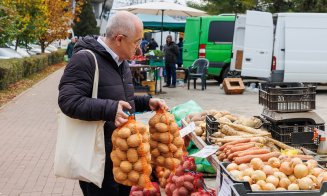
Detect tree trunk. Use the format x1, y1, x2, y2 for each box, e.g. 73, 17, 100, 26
15, 37, 19, 51
40, 41, 45, 53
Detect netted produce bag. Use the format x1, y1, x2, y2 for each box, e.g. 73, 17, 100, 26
111, 116, 152, 188
149, 109, 184, 168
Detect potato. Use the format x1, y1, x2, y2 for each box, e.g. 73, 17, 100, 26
159, 114, 175, 124
169, 144, 178, 152
120, 161, 132, 173
110, 151, 120, 167
126, 123, 136, 133
151, 133, 160, 141
151, 148, 160, 157
133, 160, 143, 172
172, 158, 181, 167
170, 122, 179, 133
178, 187, 189, 196
116, 137, 129, 151
165, 158, 175, 170
173, 131, 181, 138
137, 143, 150, 155
173, 137, 184, 147
149, 127, 156, 134
127, 134, 142, 148
224, 114, 238, 122
128, 170, 139, 182
135, 123, 147, 134
146, 153, 151, 162
117, 127, 131, 139
142, 132, 150, 142
159, 133, 173, 144
127, 149, 138, 163
114, 168, 127, 182
112, 131, 118, 141
190, 114, 201, 122
115, 148, 127, 161
156, 156, 165, 165
138, 174, 148, 187
174, 149, 183, 158
122, 180, 132, 187
150, 140, 158, 149
195, 127, 203, 136
155, 123, 168, 133
162, 152, 174, 158
149, 115, 160, 127
158, 143, 169, 153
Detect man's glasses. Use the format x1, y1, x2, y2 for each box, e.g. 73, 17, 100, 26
117, 34, 141, 46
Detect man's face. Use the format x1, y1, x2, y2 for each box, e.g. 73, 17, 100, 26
117, 23, 143, 60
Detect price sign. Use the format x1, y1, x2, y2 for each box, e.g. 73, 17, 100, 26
190, 145, 218, 159
180, 122, 195, 137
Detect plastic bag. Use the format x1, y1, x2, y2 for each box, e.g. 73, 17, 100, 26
111, 116, 152, 188
170, 100, 203, 126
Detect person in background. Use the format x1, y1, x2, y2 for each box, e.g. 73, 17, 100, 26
163, 35, 179, 88
65, 37, 77, 60
140, 38, 148, 55
58, 11, 168, 196
148, 38, 158, 50
177, 37, 183, 68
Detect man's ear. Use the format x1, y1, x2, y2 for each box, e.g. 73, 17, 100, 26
116, 35, 123, 46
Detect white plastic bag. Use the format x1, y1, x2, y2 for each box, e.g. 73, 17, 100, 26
54, 50, 105, 187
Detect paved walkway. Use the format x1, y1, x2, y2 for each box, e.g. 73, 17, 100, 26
0, 68, 83, 195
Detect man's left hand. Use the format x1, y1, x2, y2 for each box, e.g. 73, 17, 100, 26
149, 98, 169, 111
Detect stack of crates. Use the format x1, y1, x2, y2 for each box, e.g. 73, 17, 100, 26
259, 82, 324, 152
205, 115, 219, 145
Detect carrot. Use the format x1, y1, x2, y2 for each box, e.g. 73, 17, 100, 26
219, 138, 251, 151
229, 143, 255, 153
234, 152, 281, 164
237, 149, 271, 158
227, 147, 260, 160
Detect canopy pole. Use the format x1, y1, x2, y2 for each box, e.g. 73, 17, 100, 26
160, 10, 164, 50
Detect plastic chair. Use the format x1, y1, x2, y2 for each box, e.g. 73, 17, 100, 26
187, 58, 209, 90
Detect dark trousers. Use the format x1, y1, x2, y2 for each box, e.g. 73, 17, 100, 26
79, 139, 131, 196
165, 62, 176, 86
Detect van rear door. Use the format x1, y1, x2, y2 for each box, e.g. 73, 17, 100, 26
283, 15, 327, 82
183, 17, 201, 68
231, 15, 246, 71
241, 11, 273, 78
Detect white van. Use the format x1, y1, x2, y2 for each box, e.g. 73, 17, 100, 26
230, 11, 327, 83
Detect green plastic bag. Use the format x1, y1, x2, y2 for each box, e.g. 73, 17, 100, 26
170, 100, 203, 126
64, 55, 69, 62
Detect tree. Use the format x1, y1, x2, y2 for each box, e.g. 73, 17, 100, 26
73, 0, 99, 37
38, 0, 83, 53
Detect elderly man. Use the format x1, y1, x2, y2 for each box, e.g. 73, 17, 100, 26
58, 11, 168, 196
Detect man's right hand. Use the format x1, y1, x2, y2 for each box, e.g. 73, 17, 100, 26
115, 101, 132, 127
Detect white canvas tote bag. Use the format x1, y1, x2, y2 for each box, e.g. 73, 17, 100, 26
54, 49, 105, 188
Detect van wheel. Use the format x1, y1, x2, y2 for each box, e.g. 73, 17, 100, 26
218, 66, 230, 83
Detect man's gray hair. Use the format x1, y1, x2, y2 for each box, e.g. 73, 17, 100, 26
106, 11, 143, 38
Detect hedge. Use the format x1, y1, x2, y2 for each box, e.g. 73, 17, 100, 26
0, 49, 65, 90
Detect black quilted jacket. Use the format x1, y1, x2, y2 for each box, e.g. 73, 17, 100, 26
58, 35, 151, 157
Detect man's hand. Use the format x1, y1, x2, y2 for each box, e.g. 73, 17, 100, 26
149, 98, 169, 111
115, 101, 132, 127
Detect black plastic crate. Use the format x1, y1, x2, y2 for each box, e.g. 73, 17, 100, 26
205, 115, 219, 145
259, 83, 316, 112
268, 123, 324, 152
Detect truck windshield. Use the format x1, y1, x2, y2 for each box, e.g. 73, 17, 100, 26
208, 21, 235, 43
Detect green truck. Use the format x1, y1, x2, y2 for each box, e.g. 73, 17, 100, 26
183, 15, 236, 82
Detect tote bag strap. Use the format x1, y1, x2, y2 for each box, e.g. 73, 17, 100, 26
80, 49, 99, 98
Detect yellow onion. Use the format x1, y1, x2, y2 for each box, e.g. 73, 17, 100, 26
227, 163, 238, 172
318, 172, 327, 185
288, 183, 300, 190
268, 157, 281, 168
243, 168, 254, 177
311, 167, 324, 177
306, 160, 318, 170
276, 187, 287, 191
266, 175, 279, 187
250, 158, 264, 170
279, 177, 291, 189
291, 157, 303, 168
288, 175, 297, 183
307, 174, 318, 188
273, 171, 287, 180
279, 161, 293, 175
256, 180, 266, 188
238, 163, 249, 171
294, 164, 309, 179
242, 176, 253, 185
298, 177, 315, 190
251, 170, 266, 182
251, 184, 261, 191
230, 170, 243, 181
262, 165, 274, 176
262, 183, 276, 191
